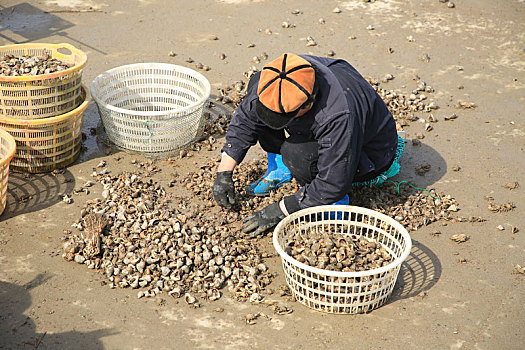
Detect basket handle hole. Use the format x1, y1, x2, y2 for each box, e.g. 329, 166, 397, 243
57, 47, 72, 55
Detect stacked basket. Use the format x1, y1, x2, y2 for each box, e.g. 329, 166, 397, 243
0, 129, 16, 216
0, 43, 89, 173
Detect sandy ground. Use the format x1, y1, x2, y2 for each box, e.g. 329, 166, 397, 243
0, 0, 524, 349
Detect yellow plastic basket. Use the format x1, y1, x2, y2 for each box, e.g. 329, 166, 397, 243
0, 128, 16, 216
0, 43, 87, 119
0, 86, 89, 173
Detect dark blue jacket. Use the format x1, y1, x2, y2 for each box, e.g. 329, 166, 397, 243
222, 55, 397, 210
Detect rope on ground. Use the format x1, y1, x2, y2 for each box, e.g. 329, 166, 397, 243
384, 180, 439, 200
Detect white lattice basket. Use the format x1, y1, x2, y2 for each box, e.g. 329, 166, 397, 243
273, 205, 412, 314
90, 63, 211, 153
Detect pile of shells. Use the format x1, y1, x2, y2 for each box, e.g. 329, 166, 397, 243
284, 231, 392, 272
182, 157, 459, 233
349, 184, 459, 232
215, 80, 247, 108
366, 78, 438, 130
202, 108, 231, 137
62, 171, 274, 301
62, 154, 461, 303
0, 54, 72, 76
198, 67, 260, 138
179, 157, 300, 219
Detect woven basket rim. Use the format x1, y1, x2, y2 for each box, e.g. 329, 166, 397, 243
273, 205, 412, 278
90, 62, 211, 118
0, 85, 90, 125
0, 43, 87, 82
0, 128, 16, 166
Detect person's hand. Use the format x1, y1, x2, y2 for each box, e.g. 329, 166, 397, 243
213, 171, 236, 208
242, 202, 285, 238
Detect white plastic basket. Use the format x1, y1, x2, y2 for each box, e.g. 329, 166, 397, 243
90, 63, 211, 153
273, 205, 412, 314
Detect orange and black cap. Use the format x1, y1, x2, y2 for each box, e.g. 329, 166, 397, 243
256, 53, 315, 129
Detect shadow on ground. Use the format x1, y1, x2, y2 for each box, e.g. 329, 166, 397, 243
0, 2, 105, 54
0, 274, 113, 349
3, 170, 75, 219
395, 140, 447, 189
390, 239, 441, 300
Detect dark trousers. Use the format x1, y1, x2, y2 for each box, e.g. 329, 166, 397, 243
259, 130, 318, 187
258, 130, 395, 187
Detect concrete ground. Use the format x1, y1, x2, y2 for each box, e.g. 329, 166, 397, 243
0, 0, 523, 349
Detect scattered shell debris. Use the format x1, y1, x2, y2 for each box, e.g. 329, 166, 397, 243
382, 74, 394, 83
62, 194, 73, 204
281, 21, 296, 28
455, 101, 476, 109
503, 182, 519, 190
306, 36, 317, 47
245, 312, 271, 325
450, 234, 469, 243
487, 201, 515, 213
415, 164, 431, 176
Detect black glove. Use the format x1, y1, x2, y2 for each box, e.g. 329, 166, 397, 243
242, 202, 285, 238
213, 171, 236, 208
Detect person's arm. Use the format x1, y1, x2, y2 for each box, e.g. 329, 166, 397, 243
219, 72, 266, 165
217, 152, 237, 172
214, 74, 266, 208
